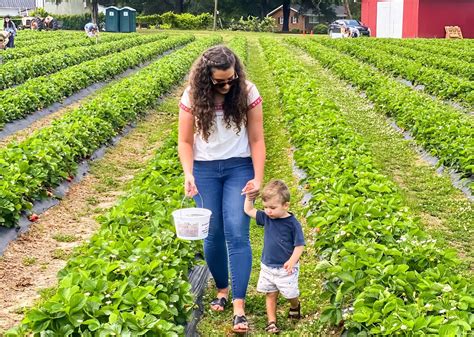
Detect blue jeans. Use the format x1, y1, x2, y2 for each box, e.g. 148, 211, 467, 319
193, 157, 254, 300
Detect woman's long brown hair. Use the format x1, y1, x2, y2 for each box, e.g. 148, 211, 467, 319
188, 45, 248, 142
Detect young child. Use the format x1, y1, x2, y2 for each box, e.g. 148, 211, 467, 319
244, 179, 305, 334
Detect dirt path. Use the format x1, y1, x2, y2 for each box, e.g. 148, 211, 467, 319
0, 85, 184, 333
0, 101, 84, 147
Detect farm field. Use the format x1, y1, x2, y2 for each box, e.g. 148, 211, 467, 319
0, 30, 472, 336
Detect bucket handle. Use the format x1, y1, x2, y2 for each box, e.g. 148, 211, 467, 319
180, 192, 204, 210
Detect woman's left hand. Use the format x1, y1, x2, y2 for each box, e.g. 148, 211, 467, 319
241, 179, 261, 200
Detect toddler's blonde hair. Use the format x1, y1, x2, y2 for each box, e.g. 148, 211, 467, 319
261, 179, 290, 204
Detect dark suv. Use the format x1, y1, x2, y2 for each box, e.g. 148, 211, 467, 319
328, 19, 371, 37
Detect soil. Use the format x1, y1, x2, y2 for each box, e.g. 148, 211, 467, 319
0, 102, 83, 147
0, 86, 183, 333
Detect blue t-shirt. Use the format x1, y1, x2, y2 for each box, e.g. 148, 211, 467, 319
256, 210, 305, 268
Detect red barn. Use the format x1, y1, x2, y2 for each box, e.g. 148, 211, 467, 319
361, 0, 474, 38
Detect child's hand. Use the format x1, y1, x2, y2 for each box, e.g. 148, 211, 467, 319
283, 260, 295, 274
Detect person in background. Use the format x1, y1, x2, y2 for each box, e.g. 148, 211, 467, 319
3, 16, 16, 48
43, 16, 58, 30
84, 22, 99, 38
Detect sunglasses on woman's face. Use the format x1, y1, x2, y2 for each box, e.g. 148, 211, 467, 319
210, 73, 239, 88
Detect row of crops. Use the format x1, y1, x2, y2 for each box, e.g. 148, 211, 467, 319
288, 38, 473, 190
315, 38, 474, 108
0, 30, 472, 336
0, 33, 181, 127
5, 35, 223, 335
261, 37, 473, 336
3, 35, 253, 336
0, 34, 199, 228
0, 34, 167, 89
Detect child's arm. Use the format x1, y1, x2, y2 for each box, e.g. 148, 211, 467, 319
243, 196, 257, 219
283, 246, 304, 274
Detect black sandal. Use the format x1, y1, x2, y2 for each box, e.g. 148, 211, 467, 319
265, 321, 280, 334
232, 315, 249, 333
210, 297, 227, 311
288, 302, 301, 319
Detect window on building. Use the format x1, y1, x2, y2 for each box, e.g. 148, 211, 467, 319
308, 16, 318, 24
279, 16, 283, 25
292, 16, 298, 24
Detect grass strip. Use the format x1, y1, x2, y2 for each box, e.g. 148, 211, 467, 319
198, 35, 325, 336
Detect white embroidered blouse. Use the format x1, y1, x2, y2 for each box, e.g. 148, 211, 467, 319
179, 81, 262, 161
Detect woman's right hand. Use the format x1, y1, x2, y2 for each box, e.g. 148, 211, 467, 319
184, 174, 198, 197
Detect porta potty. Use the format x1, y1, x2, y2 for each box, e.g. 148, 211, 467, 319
105, 6, 120, 32
119, 7, 137, 33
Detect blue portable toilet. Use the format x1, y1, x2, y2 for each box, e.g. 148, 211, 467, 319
119, 7, 137, 33
105, 6, 120, 32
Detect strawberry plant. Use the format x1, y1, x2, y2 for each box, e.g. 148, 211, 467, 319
360, 39, 474, 81
315, 38, 474, 108
0, 32, 134, 61
287, 38, 474, 189
13, 31, 89, 48
260, 37, 474, 336
227, 36, 248, 63
0, 34, 168, 89
7, 136, 203, 336
0, 35, 193, 127
0, 35, 220, 229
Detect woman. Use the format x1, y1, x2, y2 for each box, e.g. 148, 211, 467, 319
3, 16, 16, 48
178, 45, 265, 333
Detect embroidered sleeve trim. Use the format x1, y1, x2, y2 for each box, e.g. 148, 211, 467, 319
248, 96, 262, 110
179, 102, 192, 113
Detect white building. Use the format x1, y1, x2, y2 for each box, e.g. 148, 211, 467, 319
0, 0, 35, 17
39, 0, 99, 16
0, 0, 104, 17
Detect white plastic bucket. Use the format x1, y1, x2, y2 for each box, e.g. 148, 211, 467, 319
172, 195, 211, 240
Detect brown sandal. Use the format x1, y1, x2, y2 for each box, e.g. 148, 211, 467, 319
265, 321, 280, 334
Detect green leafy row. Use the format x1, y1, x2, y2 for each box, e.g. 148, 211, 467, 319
358, 39, 474, 81
0, 35, 221, 228
402, 39, 474, 63
7, 135, 202, 336
0, 33, 134, 61
6, 35, 220, 336
0, 34, 168, 90
227, 36, 248, 63
0, 34, 193, 128
14, 31, 88, 47
261, 37, 474, 337
287, 38, 474, 183
315, 38, 474, 108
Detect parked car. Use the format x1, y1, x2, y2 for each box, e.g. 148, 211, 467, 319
328, 19, 371, 37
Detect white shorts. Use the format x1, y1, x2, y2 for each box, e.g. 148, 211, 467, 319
257, 262, 300, 299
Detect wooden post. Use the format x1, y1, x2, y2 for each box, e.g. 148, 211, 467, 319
213, 0, 218, 31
